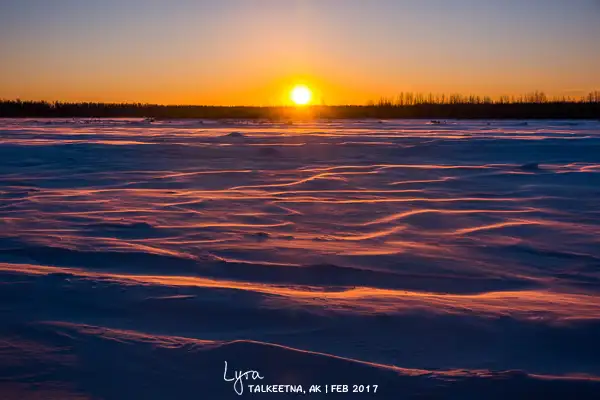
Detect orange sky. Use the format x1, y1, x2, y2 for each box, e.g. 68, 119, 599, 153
1, 0, 599, 105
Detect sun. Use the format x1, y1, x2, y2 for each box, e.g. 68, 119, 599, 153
290, 85, 313, 106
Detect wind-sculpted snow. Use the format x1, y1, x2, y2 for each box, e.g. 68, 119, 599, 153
1, 118, 600, 399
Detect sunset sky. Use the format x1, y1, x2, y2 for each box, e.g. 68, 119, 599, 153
1, 0, 599, 106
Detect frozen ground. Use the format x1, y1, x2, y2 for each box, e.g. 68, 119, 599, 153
1, 118, 600, 399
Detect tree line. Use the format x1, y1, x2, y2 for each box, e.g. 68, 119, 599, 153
1, 91, 599, 119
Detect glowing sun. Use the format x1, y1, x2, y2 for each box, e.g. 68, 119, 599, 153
290, 85, 313, 106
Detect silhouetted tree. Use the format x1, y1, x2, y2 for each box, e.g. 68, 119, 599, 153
1, 91, 598, 119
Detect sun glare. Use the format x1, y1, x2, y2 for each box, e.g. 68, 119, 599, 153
290, 85, 313, 106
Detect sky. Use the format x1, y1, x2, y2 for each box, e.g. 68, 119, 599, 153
1, 0, 599, 106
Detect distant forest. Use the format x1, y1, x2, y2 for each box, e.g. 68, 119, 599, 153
1, 91, 599, 119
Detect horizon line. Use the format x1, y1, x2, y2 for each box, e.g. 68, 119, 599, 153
2, 90, 600, 108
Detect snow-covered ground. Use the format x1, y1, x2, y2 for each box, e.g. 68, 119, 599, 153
1, 118, 600, 399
